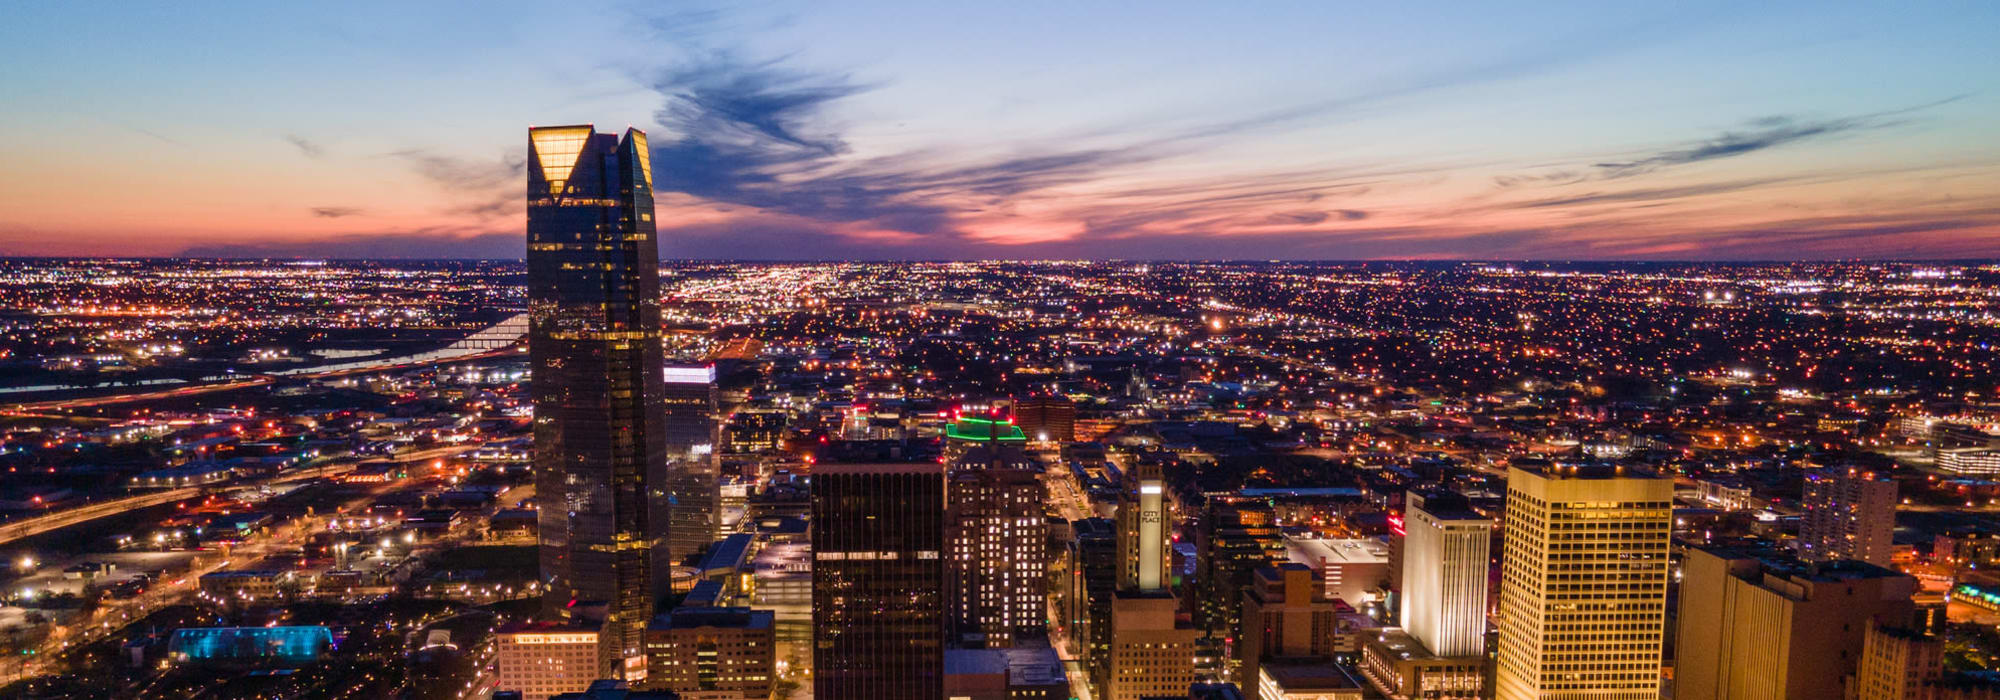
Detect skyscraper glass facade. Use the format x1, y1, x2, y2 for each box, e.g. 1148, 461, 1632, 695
528, 124, 669, 670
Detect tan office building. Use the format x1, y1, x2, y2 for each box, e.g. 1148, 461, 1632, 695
1495, 465, 1671, 700
1677, 543, 1917, 699
1854, 621, 1946, 700
1105, 591, 1201, 700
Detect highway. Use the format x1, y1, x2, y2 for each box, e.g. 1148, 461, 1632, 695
1, 344, 521, 416
0, 488, 203, 548
0, 461, 361, 549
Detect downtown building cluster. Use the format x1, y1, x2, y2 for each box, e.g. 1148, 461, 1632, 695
503, 124, 1998, 700
23, 126, 2000, 699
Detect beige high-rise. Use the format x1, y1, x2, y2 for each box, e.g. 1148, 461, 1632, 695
1402, 489, 1491, 659
1676, 544, 1916, 699
1495, 465, 1671, 700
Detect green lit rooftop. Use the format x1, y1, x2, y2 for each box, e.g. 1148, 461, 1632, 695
946, 417, 1028, 442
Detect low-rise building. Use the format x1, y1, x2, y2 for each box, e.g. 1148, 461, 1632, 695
1358, 629, 1483, 700
643, 606, 775, 699
497, 622, 602, 700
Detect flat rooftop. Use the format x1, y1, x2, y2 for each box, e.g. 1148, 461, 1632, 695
1286, 537, 1390, 566
1514, 463, 1662, 480
1698, 540, 1908, 583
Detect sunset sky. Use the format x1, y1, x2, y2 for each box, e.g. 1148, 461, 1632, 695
2, 1, 1996, 260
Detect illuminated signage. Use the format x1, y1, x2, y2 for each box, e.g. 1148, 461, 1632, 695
664, 366, 716, 384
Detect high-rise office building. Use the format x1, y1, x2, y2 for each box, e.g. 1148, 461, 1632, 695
1234, 563, 1338, 691
1676, 542, 1917, 700
1495, 465, 1671, 700
1800, 469, 1898, 567
1105, 462, 1199, 700
1400, 489, 1491, 659
1357, 490, 1491, 700
1117, 462, 1173, 591
1105, 591, 1201, 700
1198, 501, 1287, 642
811, 463, 947, 700
663, 364, 720, 569
528, 124, 668, 674
1064, 517, 1119, 691
945, 417, 1048, 648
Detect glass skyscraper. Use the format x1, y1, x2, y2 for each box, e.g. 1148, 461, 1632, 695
812, 463, 947, 700
662, 363, 719, 570
527, 124, 669, 675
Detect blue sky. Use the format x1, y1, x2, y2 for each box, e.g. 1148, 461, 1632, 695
1, 1, 1995, 259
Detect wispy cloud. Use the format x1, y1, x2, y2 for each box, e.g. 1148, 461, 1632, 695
1507, 178, 1798, 209
386, 149, 525, 221
391, 149, 524, 192
285, 134, 325, 158
309, 206, 362, 218
1592, 96, 1968, 178
632, 4, 1708, 255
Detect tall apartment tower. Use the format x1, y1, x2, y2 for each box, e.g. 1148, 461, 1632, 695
811, 463, 947, 700
662, 364, 720, 569
1105, 462, 1199, 700
1495, 465, 1671, 700
1801, 469, 1898, 567
1401, 489, 1492, 658
1676, 542, 1917, 700
945, 417, 1048, 648
527, 124, 669, 674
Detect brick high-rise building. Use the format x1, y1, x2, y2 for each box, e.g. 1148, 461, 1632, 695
497, 622, 602, 700
1234, 563, 1338, 691
945, 417, 1049, 648
1012, 395, 1077, 443
642, 606, 775, 698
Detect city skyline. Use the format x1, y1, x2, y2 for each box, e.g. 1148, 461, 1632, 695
3, 2, 1997, 261
7, 2, 2000, 698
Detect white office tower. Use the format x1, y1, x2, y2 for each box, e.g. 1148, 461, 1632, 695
1401, 489, 1492, 658
1495, 465, 1671, 700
